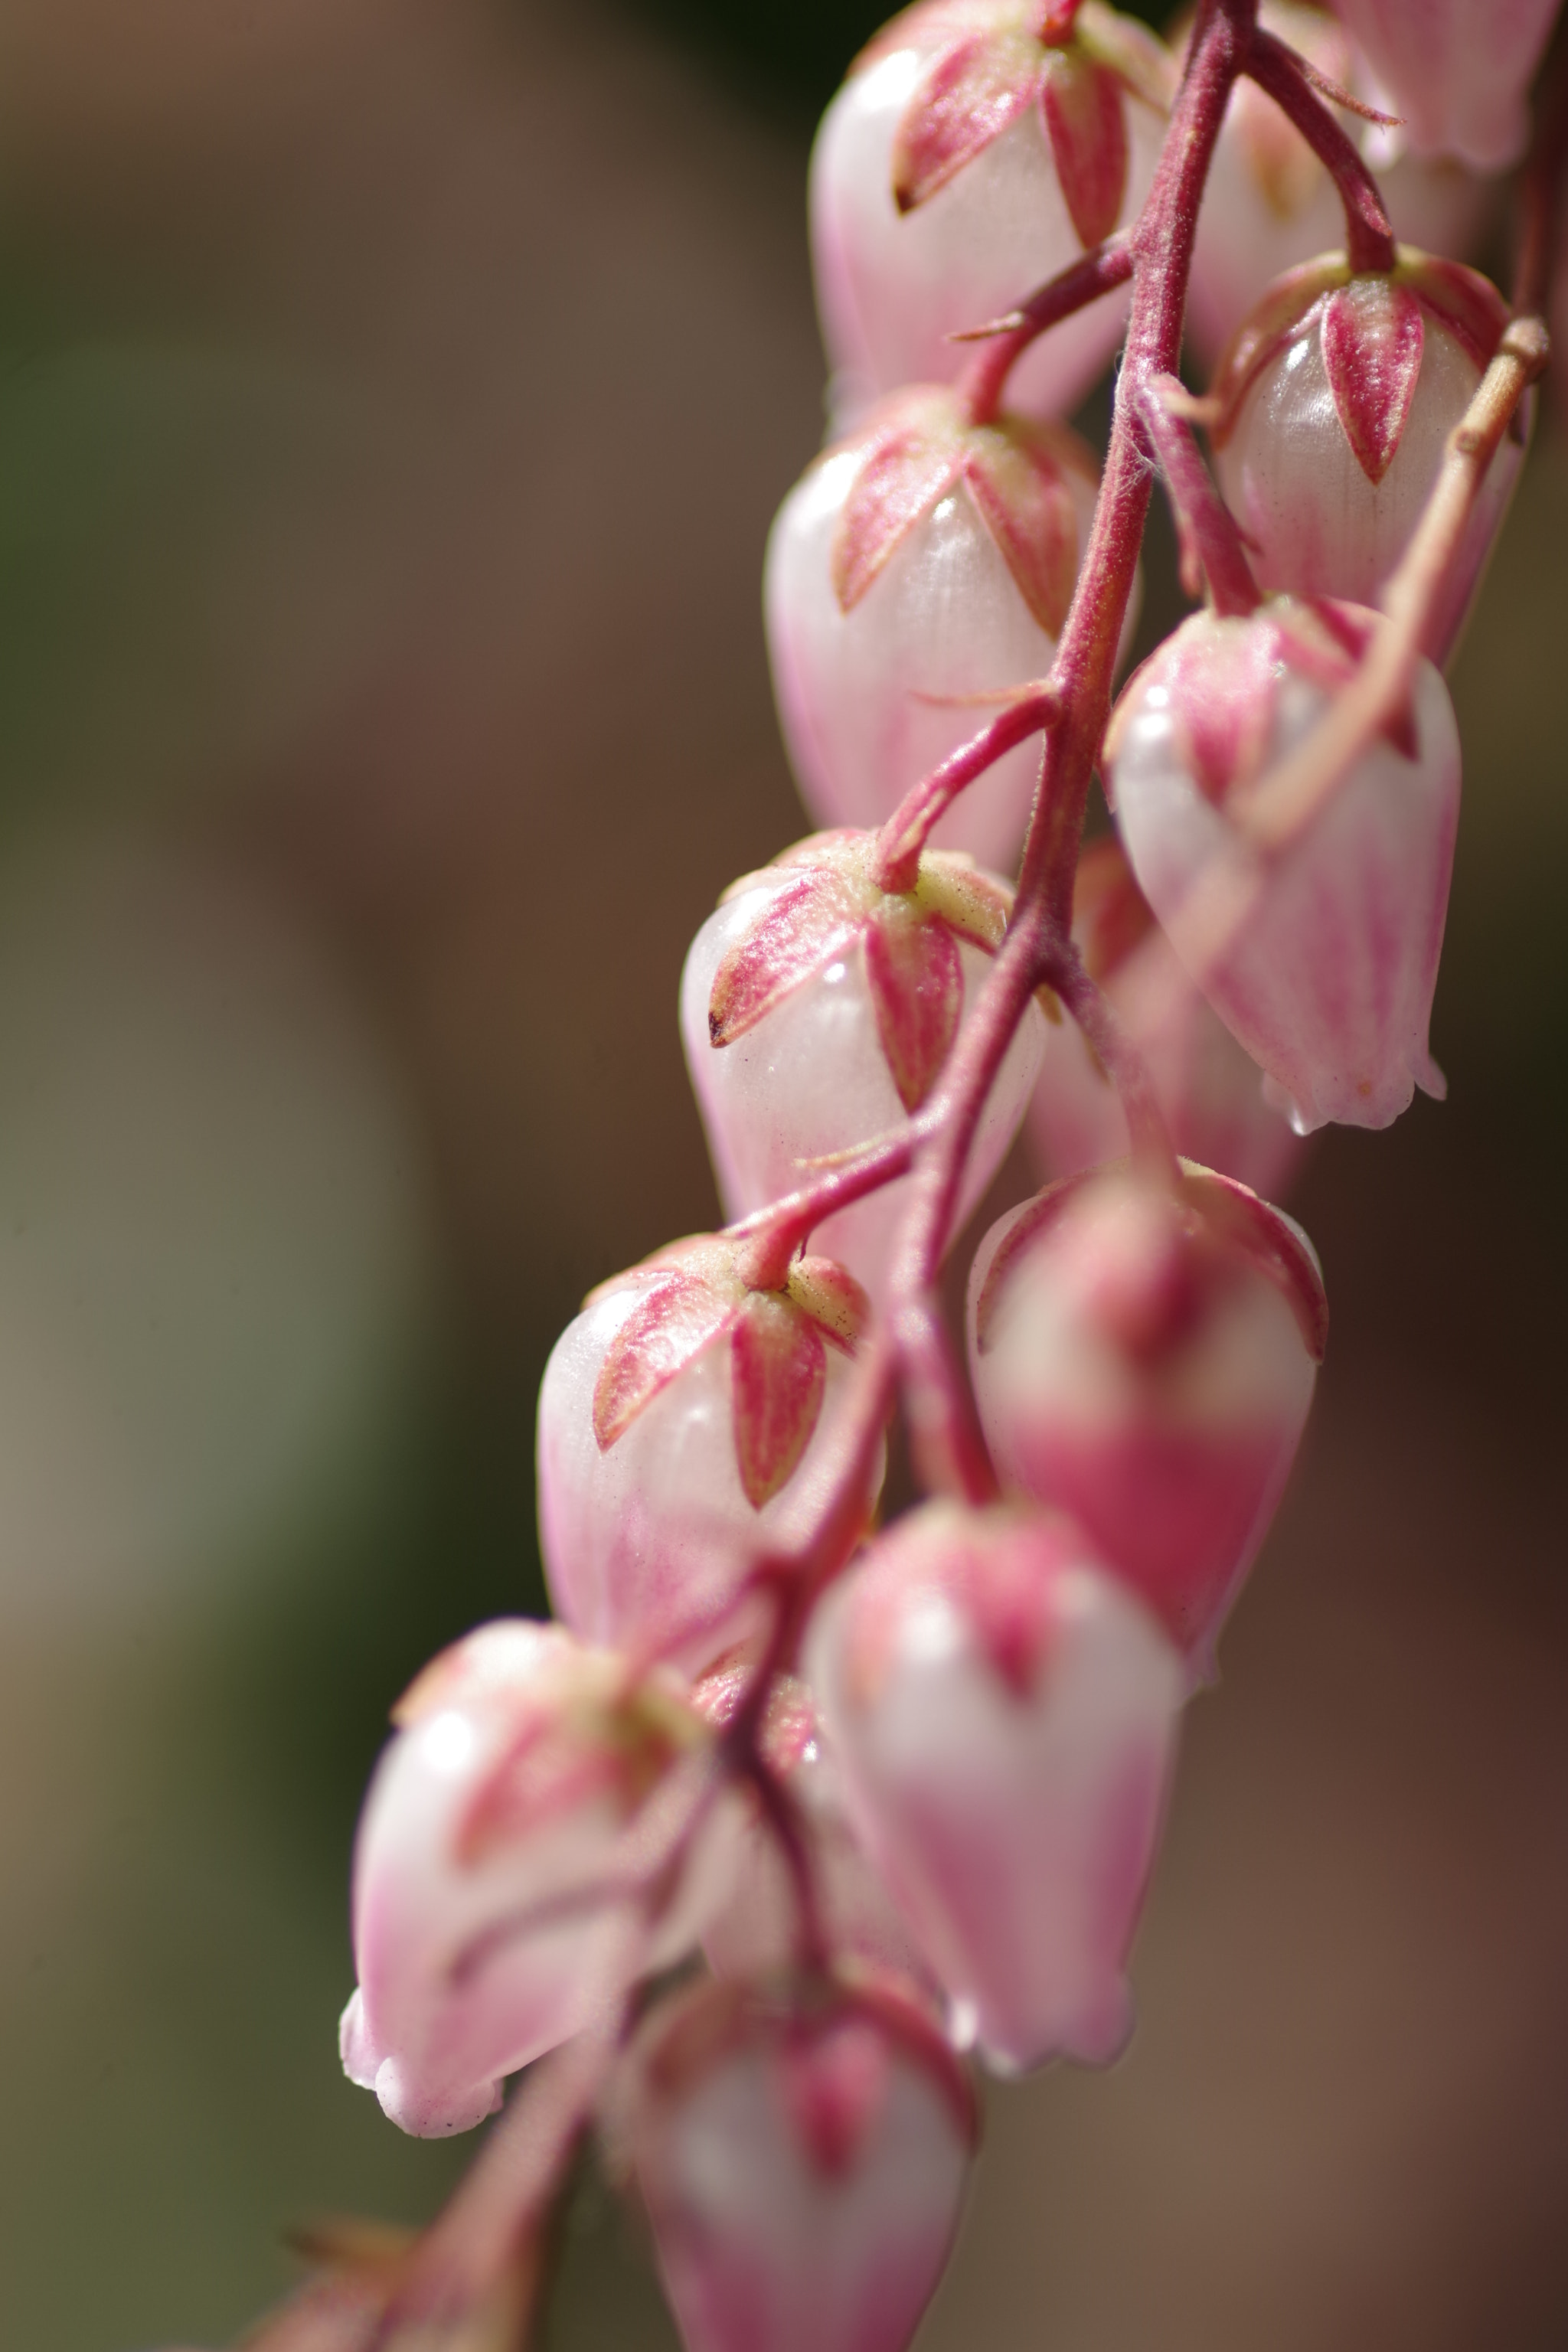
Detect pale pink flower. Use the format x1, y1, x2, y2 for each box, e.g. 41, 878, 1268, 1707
1107, 598, 1462, 1132
340, 1621, 719, 2138
1328, 0, 1560, 171
1208, 251, 1521, 656
766, 387, 1102, 874
967, 1167, 1325, 1668
681, 832, 1046, 1298
626, 1975, 975, 2352
808, 1500, 1184, 2072
812, 1, 1171, 428
1027, 836, 1305, 1197
538, 1236, 880, 1674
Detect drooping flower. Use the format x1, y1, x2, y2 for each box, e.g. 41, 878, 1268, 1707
538, 1236, 880, 1673
681, 830, 1046, 1297
808, 1498, 1184, 2071
1328, 0, 1560, 172
1027, 835, 1305, 1197
766, 386, 1102, 874
1107, 597, 1462, 1132
625, 1973, 976, 2352
812, 0, 1173, 428
1207, 250, 1521, 655
340, 1621, 721, 2137
966, 1165, 1325, 1668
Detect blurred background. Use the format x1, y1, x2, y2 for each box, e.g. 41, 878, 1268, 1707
0, 0, 1563, 2345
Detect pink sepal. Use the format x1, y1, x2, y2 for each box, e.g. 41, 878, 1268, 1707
891, 22, 1044, 211
1323, 277, 1425, 485
832, 394, 964, 611
1040, 47, 1127, 247
730, 1293, 829, 1509
864, 898, 964, 1112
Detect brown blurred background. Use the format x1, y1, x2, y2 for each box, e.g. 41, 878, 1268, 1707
0, 1, 1563, 2345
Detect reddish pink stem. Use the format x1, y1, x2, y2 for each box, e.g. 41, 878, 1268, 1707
1246, 28, 1398, 275
1138, 375, 1260, 617
957, 234, 1136, 427
870, 687, 1060, 893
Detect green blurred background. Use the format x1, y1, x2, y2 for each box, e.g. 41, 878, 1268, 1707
0, 1, 1563, 2346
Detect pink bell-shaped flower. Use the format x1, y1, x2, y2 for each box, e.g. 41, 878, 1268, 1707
1185, 3, 1492, 365
808, 1499, 1184, 2071
1027, 837, 1304, 1197
1328, 0, 1560, 172
694, 1659, 939, 1998
625, 1974, 976, 2352
811, 0, 1171, 428
766, 386, 1101, 874
339, 1621, 719, 2137
1208, 250, 1520, 656
1106, 597, 1462, 1132
966, 1166, 1326, 1667
538, 1236, 880, 1674
681, 831, 1046, 1298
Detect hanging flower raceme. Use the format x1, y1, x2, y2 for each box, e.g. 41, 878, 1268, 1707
1027, 835, 1304, 1197
681, 831, 1047, 1297
808, 1499, 1183, 2073
538, 1236, 880, 1674
1328, 0, 1560, 172
1106, 596, 1462, 1132
766, 386, 1103, 875
1207, 250, 1520, 656
812, 0, 1171, 429
1184, 1, 1491, 364
623, 1974, 976, 2352
339, 1622, 722, 2138
694, 1660, 939, 1998
966, 1165, 1326, 1669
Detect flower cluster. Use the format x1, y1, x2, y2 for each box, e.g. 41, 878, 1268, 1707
217, 5, 1558, 2350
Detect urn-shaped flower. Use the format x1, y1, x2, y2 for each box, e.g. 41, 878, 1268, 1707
1208, 252, 1520, 658
340, 1622, 714, 2137
808, 1501, 1184, 2072
626, 1975, 975, 2352
681, 831, 1046, 1297
1108, 598, 1462, 1133
538, 1235, 880, 1673
812, 0, 1171, 428
766, 387, 1102, 873
966, 1167, 1326, 1666
1329, 0, 1560, 172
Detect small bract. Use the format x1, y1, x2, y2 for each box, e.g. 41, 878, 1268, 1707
539, 1235, 880, 1674
1208, 251, 1520, 657
808, 1500, 1184, 2073
340, 1622, 717, 2138
966, 1167, 1325, 1668
766, 386, 1101, 874
812, 0, 1171, 428
1106, 597, 1462, 1134
626, 1974, 975, 2352
681, 831, 1046, 1298
1027, 837, 1303, 1198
